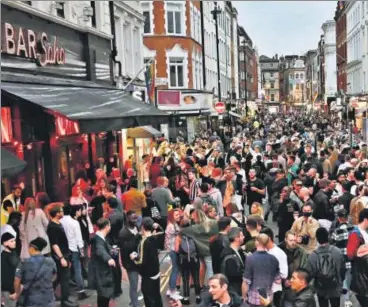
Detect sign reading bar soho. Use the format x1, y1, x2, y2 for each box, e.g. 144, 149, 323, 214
1, 22, 66, 66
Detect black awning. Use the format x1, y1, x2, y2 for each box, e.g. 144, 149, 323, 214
1, 148, 26, 177
127, 126, 162, 138
1, 82, 170, 133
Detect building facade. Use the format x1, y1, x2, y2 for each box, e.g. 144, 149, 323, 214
322, 20, 337, 104
304, 50, 318, 103
335, 1, 348, 93
259, 55, 280, 102
346, 1, 365, 95
114, 1, 146, 93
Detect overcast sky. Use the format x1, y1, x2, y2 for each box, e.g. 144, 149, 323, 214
233, 1, 337, 57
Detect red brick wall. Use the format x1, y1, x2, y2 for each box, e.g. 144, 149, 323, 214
143, 0, 202, 89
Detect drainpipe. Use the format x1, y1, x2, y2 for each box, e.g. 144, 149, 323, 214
109, 1, 122, 81
200, 1, 206, 88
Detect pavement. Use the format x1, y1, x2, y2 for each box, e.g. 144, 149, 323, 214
56, 216, 361, 307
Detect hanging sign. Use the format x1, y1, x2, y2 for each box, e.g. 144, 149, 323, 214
1, 22, 66, 66
215, 101, 226, 114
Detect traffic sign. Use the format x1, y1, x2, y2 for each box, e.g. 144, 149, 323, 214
215, 101, 226, 113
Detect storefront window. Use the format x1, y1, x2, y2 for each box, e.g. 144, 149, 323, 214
1, 107, 13, 143
55, 116, 80, 136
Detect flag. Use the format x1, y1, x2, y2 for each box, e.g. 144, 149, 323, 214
144, 61, 155, 105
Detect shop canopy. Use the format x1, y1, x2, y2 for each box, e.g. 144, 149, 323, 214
1, 81, 170, 133
127, 126, 162, 138
1, 148, 26, 177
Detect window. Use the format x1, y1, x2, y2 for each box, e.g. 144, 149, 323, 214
300, 73, 304, 79
296, 84, 300, 90
290, 84, 293, 90
167, 3, 183, 34
295, 73, 299, 79
169, 58, 184, 88
270, 94, 275, 101
55, 1, 65, 18
90, 1, 96, 28
143, 11, 151, 33
270, 72, 274, 77
270, 63, 274, 68
271, 82, 275, 89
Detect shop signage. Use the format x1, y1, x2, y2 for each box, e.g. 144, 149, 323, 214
1, 22, 66, 66
215, 101, 226, 114
156, 78, 168, 86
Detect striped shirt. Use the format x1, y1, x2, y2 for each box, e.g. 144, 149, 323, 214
189, 179, 200, 203
331, 222, 354, 269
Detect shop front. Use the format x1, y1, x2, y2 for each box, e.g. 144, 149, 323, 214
1, 5, 170, 200
156, 89, 213, 143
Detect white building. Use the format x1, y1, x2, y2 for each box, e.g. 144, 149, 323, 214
202, 1, 233, 100
321, 20, 337, 101
231, 6, 239, 100
114, 1, 145, 84
346, 1, 367, 95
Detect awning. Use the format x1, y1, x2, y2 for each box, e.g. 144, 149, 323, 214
127, 126, 162, 138
1, 81, 170, 133
1, 148, 26, 177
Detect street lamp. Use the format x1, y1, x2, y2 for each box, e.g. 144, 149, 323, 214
211, 2, 222, 101
242, 39, 249, 116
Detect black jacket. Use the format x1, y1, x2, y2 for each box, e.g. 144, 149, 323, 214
210, 233, 230, 274
351, 254, 368, 296
313, 190, 334, 221
88, 235, 114, 298
220, 247, 245, 296
1, 250, 19, 293
134, 236, 160, 278
199, 290, 243, 307
106, 209, 125, 245
294, 286, 316, 307
338, 192, 354, 212
119, 226, 141, 271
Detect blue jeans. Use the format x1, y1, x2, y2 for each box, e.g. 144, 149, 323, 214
127, 270, 139, 307
70, 251, 84, 292
136, 215, 143, 228
169, 251, 180, 291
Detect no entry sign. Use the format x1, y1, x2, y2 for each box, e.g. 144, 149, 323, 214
215, 101, 225, 114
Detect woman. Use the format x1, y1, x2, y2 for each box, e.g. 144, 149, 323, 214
204, 205, 217, 220
180, 209, 218, 288
165, 209, 182, 300
14, 237, 56, 307
35, 192, 50, 211
174, 167, 190, 207
70, 185, 94, 233
250, 202, 264, 218
19, 198, 50, 259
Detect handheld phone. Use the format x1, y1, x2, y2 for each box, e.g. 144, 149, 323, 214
257, 287, 267, 299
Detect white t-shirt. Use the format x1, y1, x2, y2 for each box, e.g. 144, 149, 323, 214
268, 244, 288, 293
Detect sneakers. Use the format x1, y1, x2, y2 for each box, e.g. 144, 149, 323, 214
344, 301, 353, 307
181, 298, 190, 305
168, 291, 183, 301
77, 291, 91, 300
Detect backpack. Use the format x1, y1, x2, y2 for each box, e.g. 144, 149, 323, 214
314, 247, 338, 289
179, 235, 197, 260
150, 201, 161, 220
200, 195, 216, 208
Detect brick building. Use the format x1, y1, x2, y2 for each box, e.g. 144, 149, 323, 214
238, 26, 258, 101
141, 0, 212, 142
334, 1, 347, 93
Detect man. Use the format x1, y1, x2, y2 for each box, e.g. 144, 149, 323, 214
217, 167, 237, 216
306, 227, 345, 307
47, 205, 77, 307
119, 211, 142, 307
220, 227, 246, 296
244, 218, 261, 253
338, 181, 354, 213
206, 178, 224, 217
169, 274, 243, 307
261, 228, 288, 307
291, 204, 319, 254
210, 217, 231, 274
303, 168, 318, 197
121, 178, 147, 226
289, 180, 304, 210
287, 155, 299, 185
312, 179, 334, 222
246, 168, 266, 215
331, 209, 354, 305
278, 231, 308, 307
89, 218, 116, 307
1, 185, 22, 226
106, 198, 124, 297
60, 205, 90, 300
212, 147, 226, 169
347, 208, 368, 307
242, 234, 281, 307
186, 168, 201, 203
290, 268, 316, 307
132, 217, 163, 307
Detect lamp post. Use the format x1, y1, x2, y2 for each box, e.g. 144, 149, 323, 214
242, 39, 248, 117
211, 2, 222, 102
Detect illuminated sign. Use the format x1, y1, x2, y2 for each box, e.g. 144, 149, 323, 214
1, 22, 66, 66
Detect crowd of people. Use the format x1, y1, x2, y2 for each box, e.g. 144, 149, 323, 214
1, 109, 368, 307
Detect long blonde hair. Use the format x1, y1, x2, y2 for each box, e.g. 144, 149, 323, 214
193, 209, 211, 232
